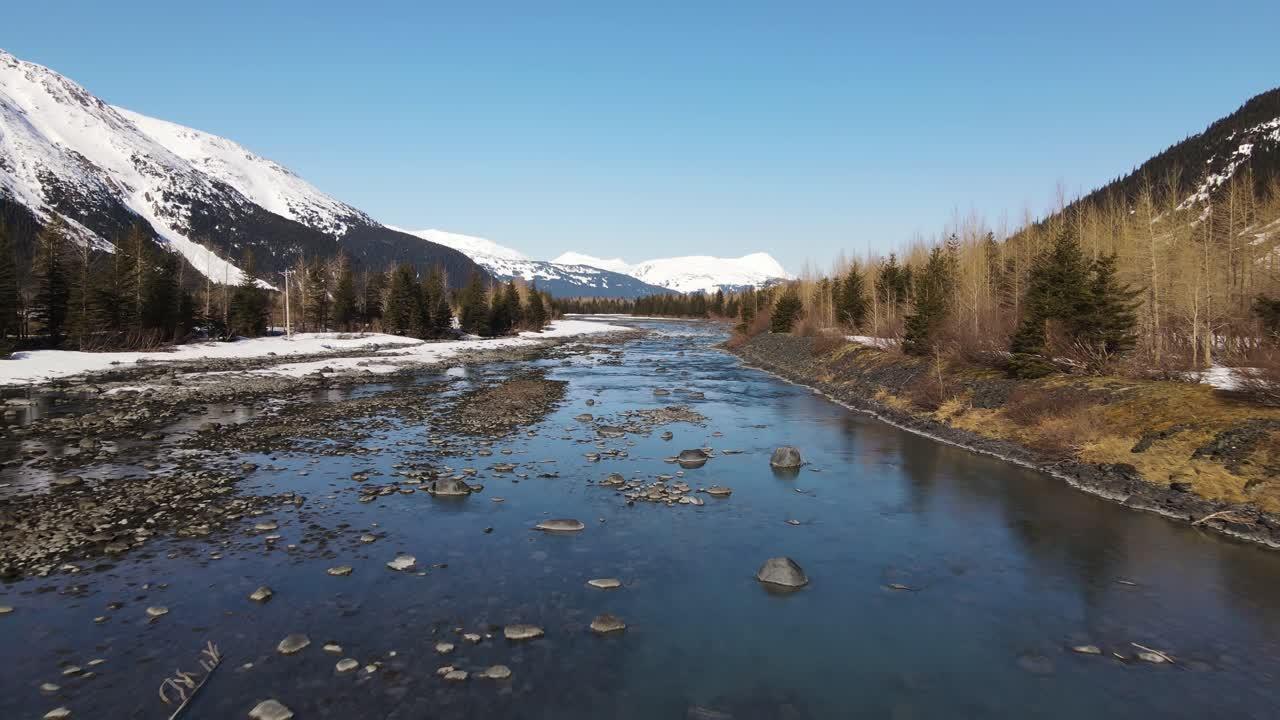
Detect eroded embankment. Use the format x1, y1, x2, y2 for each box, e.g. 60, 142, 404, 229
728, 333, 1280, 548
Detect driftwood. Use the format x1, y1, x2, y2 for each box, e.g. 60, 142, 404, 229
159, 641, 222, 720
1192, 509, 1253, 527
1131, 642, 1176, 665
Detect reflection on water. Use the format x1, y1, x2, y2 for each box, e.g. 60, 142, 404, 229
2, 319, 1280, 719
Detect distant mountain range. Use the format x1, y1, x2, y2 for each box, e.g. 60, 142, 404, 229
0, 48, 792, 297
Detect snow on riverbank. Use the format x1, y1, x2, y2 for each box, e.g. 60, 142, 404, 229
0, 320, 633, 387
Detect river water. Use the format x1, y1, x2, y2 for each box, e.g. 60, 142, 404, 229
3, 318, 1280, 719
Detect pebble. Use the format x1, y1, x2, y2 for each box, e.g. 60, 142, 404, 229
248, 586, 273, 603
335, 658, 359, 673
323, 643, 343, 654
587, 578, 622, 589
248, 699, 294, 720
1071, 645, 1102, 655
146, 606, 168, 619
435, 642, 455, 654
444, 669, 468, 681
41, 683, 60, 693
327, 565, 353, 576
44, 708, 71, 720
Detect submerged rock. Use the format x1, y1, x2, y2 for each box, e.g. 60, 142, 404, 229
249, 699, 294, 720
769, 446, 803, 468
755, 557, 809, 588
590, 613, 627, 633
535, 519, 585, 533
504, 624, 545, 640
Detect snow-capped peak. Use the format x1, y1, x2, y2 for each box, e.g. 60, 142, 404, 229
392, 228, 529, 262
551, 251, 791, 294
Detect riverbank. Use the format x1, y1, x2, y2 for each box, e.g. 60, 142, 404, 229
728, 333, 1280, 548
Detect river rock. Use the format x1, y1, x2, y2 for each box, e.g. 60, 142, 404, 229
435, 642, 455, 654
661, 431, 674, 440
0, 605, 13, 615
601, 473, 626, 487
249, 699, 294, 720
427, 478, 473, 497
755, 557, 809, 588
1071, 645, 1102, 655
597, 426, 626, 438
248, 586, 273, 602
386, 554, 416, 571
276, 634, 311, 655
146, 606, 168, 619
481, 664, 512, 679
706, 485, 732, 497
769, 446, 803, 468
336, 658, 359, 673
588, 578, 622, 589
676, 449, 708, 468
535, 519, 585, 533
590, 613, 627, 633
444, 669, 469, 681
327, 565, 353, 576
43, 709, 71, 720
504, 623, 545, 640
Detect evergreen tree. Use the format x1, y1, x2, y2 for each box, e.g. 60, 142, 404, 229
332, 258, 357, 331
459, 272, 490, 335
525, 280, 547, 330
141, 250, 181, 339
712, 288, 725, 316
92, 235, 138, 335
504, 280, 523, 330
0, 219, 19, 340
362, 270, 385, 327
487, 283, 515, 336
33, 217, 70, 343
837, 262, 869, 329
770, 286, 803, 333
902, 246, 953, 355
1008, 228, 1093, 377
1081, 253, 1141, 357
424, 266, 452, 337
229, 251, 269, 337
383, 263, 423, 336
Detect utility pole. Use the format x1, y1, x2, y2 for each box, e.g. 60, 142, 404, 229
282, 269, 293, 338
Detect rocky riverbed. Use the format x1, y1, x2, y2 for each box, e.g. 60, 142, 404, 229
3, 318, 1280, 720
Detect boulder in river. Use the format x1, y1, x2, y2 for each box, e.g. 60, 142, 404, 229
535, 519, 585, 533
426, 478, 473, 497
676, 449, 709, 468
769, 446, 803, 469
755, 557, 809, 588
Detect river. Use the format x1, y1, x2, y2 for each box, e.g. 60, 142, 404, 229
3, 318, 1280, 719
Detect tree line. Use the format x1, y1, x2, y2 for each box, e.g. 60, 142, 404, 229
0, 218, 556, 355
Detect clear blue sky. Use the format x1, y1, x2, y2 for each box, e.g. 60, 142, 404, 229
4, 1, 1279, 271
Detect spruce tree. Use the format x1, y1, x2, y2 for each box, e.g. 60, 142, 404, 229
770, 286, 802, 333
902, 246, 953, 356
362, 270, 385, 327
229, 252, 269, 337
141, 251, 181, 339
303, 259, 330, 332
837, 262, 869, 329
504, 280, 523, 330
1081, 253, 1141, 358
383, 263, 422, 336
487, 284, 514, 336
33, 216, 70, 344
0, 219, 19, 340
425, 266, 452, 338
525, 281, 547, 331
332, 259, 357, 331
1008, 228, 1092, 377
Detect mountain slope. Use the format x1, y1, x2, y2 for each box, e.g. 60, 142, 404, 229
552, 251, 791, 294
0, 49, 483, 288
394, 228, 673, 298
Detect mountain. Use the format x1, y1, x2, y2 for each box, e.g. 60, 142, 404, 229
0, 49, 482, 287
1071, 87, 1280, 214
394, 228, 675, 298
552, 251, 792, 294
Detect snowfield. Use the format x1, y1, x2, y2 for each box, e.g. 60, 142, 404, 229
0, 320, 632, 387
552, 251, 791, 294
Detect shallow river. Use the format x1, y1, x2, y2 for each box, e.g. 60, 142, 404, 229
4, 318, 1280, 719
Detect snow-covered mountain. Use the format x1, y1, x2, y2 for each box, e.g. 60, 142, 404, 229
393, 228, 674, 298
0, 48, 481, 287
552, 251, 791, 294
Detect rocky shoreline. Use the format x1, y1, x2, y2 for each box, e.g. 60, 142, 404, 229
727, 333, 1280, 549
